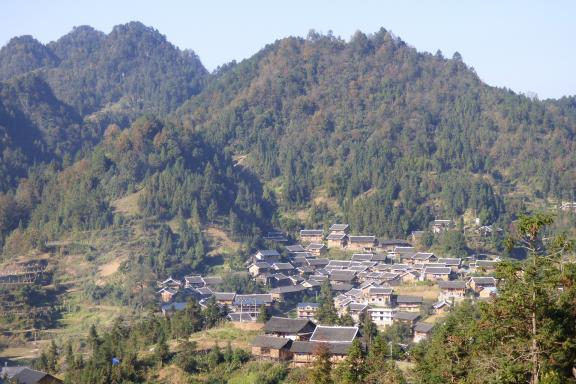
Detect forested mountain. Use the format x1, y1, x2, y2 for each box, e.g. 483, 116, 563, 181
176, 29, 576, 236
0, 22, 207, 191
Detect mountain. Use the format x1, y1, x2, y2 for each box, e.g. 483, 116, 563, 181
0, 22, 208, 190
175, 29, 576, 235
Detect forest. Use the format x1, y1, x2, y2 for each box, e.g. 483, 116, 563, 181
0, 21, 575, 383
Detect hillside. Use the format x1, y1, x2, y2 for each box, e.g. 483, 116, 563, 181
0, 22, 208, 191
176, 29, 576, 236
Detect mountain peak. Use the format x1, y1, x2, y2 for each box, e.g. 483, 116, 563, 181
0, 35, 59, 81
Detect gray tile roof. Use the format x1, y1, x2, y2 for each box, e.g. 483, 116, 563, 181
310, 326, 358, 343
396, 295, 423, 304
301, 229, 324, 236
329, 224, 349, 231
438, 281, 467, 289
394, 312, 421, 321
251, 335, 292, 349
414, 322, 434, 333
264, 316, 316, 334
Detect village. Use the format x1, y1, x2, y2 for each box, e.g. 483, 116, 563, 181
155, 219, 500, 366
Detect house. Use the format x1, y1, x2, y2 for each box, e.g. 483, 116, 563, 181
329, 270, 357, 284
368, 307, 397, 326
159, 288, 177, 303
399, 271, 420, 284
286, 244, 306, 253
378, 239, 412, 252
0, 366, 62, 384
351, 253, 374, 262
234, 294, 273, 310
413, 322, 434, 343
251, 335, 293, 361
423, 267, 452, 281
328, 224, 350, 236
248, 262, 271, 277
263, 316, 316, 340
268, 273, 292, 288
300, 229, 324, 243
395, 295, 423, 312
159, 276, 182, 289
367, 287, 393, 306
271, 262, 295, 274
297, 302, 319, 320
161, 302, 187, 316
327, 233, 347, 249
411, 252, 438, 264
184, 275, 205, 288
254, 250, 281, 263
393, 311, 421, 326
306, 243, 328, 256
290, 341, 354, 366
478, 286, 498, 299
270, 285, 307, 302
410, 231, 426, 245
431, 219, 453, 234
228, 312, 257, 322
347, 303, 368, 323
432, 300, 452, 313
468, 276, 497, 293
437, 258, 462, 272
202, 276, 223, 288
214, 292, 236, 306
471, 260, 499, 273
438, 280, 467, 300
347, 236, 378, 252
306, 258, 330, 268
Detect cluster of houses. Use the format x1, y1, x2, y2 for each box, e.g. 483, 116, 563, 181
156, 221, 501, 361
251, 316, 362, 365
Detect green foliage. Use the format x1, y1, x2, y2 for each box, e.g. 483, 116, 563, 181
414, 214, 576, 384
316, 280, 338, 325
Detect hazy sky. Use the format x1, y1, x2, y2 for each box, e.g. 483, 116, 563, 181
1, 1, 573, 99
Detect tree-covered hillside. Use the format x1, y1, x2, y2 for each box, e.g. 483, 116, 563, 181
0, 22, 208, 192
176, 29, 576, 236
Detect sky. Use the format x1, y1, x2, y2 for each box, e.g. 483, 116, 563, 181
0, 1, 574, 99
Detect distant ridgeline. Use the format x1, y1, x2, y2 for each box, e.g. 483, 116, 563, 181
0, 23, 575, 252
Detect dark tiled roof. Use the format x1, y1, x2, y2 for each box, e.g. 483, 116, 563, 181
272, 262, 294, 271
437, 258, 462, 266
396, 295, 423, 304
438, 281, 467, 289
202, 276, 223, 286
214, 292, 236, 301
307, 243, 327, 250
470, 276, 497, 285
327, 233, 347, 240
310, 326, 358, 342
286, 245, 306, 252
351, 253, 374, 261
298, 302, 319, 309
264, 316, 316, 334
394, 312, 421, 321
234, 294, 273, 305
424, 267, 452, 275
329, 224, 350, 231
414, 322, 434, 333
270, 285, 307, 294
412, 252, 436, 260
329, 270, 356, 282
379, 239, 412, 246
307, 258, 329, 266
301, 229, 324, 236
348, 235, 376, 243
368, 287, 393, 295
252, 335, 292, 349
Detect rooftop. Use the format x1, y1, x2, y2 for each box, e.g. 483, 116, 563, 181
264, 316, 316, 334
310, 325, 358, 343
252, 335, 292, 349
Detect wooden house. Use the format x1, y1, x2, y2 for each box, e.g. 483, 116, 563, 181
468, 276, 497, 293
413, 322, 434, 343
431, 219, 453, 234
290, 341, 354, 366
0, 366, 63, 384
393, 311, 420, 327
297, 302, 319, 320
327, 233, 347, 249
347, 236, 378, 252
328, 224, 350, 236
411, 252, 438, 264
251, 335, 293, 361
437, 258, 462, 272
438, 280, 467, 300
270, 285, 307, 302
214, 292, 236, 306
248, 262, 271, 277
423, 267, 452, 281
367, 287, 393, 307
263, 317, 317, 340
254, 250, 281, 263
306, 243, 328, 256
395, 295, 423, 312
300, 229, 324, 244
159, 288, 177, 303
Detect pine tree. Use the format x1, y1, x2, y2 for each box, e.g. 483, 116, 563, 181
257, 305, 269, 323
309, 343, 333, 384
340, 339, 365, 384
316, 279, 338, 325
